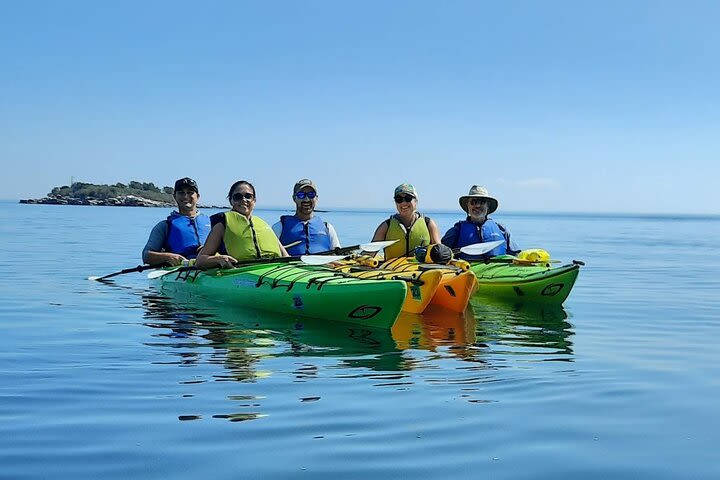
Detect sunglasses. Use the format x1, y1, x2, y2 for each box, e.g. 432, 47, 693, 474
295, 191, 317, 200
232, 192, 255, 202
469, 198, 488, 206
394, 195, 415, 203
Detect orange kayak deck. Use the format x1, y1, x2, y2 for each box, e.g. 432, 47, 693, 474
377, 256, 478, 313
331, 261, 443, 314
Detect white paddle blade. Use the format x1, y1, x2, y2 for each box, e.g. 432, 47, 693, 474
358, 240, 398, 252
147, 269, 177, 279
459, 240, 505, 256
300, 254, 347, 265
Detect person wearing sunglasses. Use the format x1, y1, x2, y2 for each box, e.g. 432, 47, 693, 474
196, 180, 288, 269
142, 177, 212, 266
371, 183, 441, 259
441, 185, 519, 260
272, 179, 341, 255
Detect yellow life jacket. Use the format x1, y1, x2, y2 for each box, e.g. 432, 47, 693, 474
384, 214, 430, 259
223, 211, 281, 261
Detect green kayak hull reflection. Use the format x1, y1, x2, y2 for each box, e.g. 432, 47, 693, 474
153, 262, 407, 329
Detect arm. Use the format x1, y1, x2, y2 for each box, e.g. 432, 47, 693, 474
426, 217, 442, 244
271, 221, 282, 239
195, 224, 237, 269
142, 221, 187, 266
371, 220, 389, 242
268, 223, 289, 257
441, 223, 460, 248
504, 228, 521, 255
326, 223, 341, 249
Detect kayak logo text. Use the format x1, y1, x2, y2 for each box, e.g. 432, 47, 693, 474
348, 305, 382, 320
293, 295, 304, 309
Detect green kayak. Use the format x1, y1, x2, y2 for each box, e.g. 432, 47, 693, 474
470, 258, 581, 305
153, 262, 407, 329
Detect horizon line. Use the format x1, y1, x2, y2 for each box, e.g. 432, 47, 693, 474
3, 198, 719, 219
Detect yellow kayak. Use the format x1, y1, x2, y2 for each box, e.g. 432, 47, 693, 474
331, 260, 443, 314
349, 255, 478, 314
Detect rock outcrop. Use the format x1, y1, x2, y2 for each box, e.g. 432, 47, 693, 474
20, 194, 174, 207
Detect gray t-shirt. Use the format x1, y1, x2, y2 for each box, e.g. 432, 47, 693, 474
142, 220, 169, 263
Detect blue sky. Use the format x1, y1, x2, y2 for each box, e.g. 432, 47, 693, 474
2, 1, 719, 214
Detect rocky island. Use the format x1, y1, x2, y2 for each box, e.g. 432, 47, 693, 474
22, 181, 187, 207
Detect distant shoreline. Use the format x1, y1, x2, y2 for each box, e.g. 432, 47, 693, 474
19, 180, 223, 209
20, 195, 172, 207
19, 196, 224, 209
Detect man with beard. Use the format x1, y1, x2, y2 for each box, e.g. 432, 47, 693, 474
272, 179, 341, 255
441, 185, 519, 260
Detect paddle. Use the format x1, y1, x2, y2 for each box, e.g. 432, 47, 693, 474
277, 240, 397, 266
325, 240, 397, 255
298, 254, 348, 265
148, 253, 355, 279
456, 240, 505, 256
89, 262, 171, 281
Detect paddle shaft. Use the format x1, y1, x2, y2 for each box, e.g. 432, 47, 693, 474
150, 254, 326, 278
91, 262, 169, 281
148, 241, 396, 278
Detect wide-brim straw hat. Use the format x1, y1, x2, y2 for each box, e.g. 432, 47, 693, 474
459, 185, 499, 214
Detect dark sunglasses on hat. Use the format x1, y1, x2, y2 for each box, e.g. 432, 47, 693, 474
394, 194, 415, 203
295, 191, 317, 200
174, 177, 198, 192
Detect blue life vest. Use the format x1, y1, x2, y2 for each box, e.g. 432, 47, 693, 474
455, 218, 509, 260
164, 212, 211, 258
279, 215, 332, 255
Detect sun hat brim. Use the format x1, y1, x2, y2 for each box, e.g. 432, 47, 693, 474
459, 195, 498, 214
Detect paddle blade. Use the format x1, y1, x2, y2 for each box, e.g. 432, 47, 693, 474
358, 240, 398, 252
88, 275, 118, 281
300, 255, 347, 265
147, 269, 177, 279
459, 240, 505, 256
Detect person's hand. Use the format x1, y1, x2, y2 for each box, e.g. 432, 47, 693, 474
167, 254, 188, 266
216, 255, 238, 269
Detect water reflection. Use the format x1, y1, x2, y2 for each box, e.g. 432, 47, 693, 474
139, 290, 575, 421
470, 298, 575, 359
141, 290, 574, 378
141, 291, 403, 377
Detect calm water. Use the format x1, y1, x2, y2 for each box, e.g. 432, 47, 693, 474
1, 202, 719, 479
